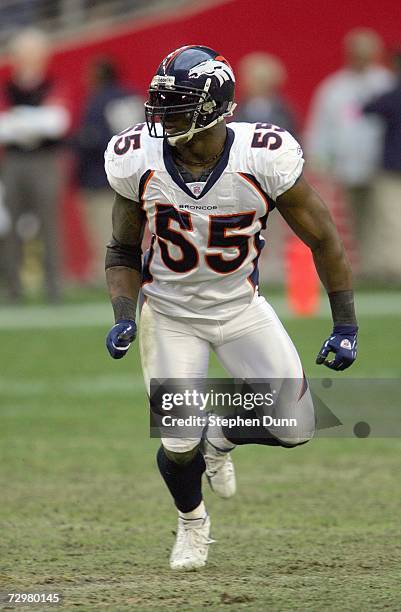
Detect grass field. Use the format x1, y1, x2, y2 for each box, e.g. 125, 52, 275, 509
1, 290, 401, 611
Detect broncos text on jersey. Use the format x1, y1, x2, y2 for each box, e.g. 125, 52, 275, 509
104, 122, 304, 319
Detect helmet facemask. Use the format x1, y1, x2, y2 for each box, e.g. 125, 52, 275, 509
145, 76, 233, 145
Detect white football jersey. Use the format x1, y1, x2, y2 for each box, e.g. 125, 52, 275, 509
105, 121, 304, 319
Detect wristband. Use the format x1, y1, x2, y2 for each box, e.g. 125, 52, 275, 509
111, 296, 137, 322
328, 290, 357, 326
333, 324, 358, 334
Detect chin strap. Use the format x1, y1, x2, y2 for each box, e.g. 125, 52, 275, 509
167, 103, 237, 146
167, 115, 223, 146
167, 77, 237, 146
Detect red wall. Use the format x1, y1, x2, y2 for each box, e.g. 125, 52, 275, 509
1, 0, 400, 279
44, 0, 401, 123
2, 0, 400, 129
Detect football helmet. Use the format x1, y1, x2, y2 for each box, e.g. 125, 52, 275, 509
145, 45, 236, 145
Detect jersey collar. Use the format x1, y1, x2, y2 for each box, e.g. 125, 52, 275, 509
163, 127, 235, 200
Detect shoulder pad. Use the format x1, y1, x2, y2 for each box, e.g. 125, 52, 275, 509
104, 123, 148, 201
247, 123, 304, 201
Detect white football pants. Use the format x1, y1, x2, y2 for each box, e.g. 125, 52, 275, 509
139, 294, 315, 452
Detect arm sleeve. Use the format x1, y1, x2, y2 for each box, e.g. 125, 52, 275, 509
0, 106, 70, 142
104, 135, 141, 202
253, 131, 305, 201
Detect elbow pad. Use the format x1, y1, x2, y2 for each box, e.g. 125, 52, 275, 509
105, 238, 142, 272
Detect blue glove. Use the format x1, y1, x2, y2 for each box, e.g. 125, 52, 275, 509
106, 319, 137, 359
316, 325, 358, 371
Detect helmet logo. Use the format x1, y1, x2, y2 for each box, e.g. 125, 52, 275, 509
188, 60, 235, 86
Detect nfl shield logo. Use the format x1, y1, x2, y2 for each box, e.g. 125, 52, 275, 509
190, 183, 202, 196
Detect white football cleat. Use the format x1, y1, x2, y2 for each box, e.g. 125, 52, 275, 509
203, 439, 236, 498
170, 514, 213, 570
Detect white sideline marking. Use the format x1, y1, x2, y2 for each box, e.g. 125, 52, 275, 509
0, 374, 144, 399
0, 302, 113, 329
0, 369, 225, 400
0, 293, 400, 330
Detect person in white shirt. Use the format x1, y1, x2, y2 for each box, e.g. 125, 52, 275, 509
0, 28, 70, 302
305, 28, 394, 277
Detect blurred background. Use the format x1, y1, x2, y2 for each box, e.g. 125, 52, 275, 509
0, 0, 400, 310
1, 3, 401, 607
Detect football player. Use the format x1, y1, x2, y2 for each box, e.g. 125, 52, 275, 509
104, 46, 358, 570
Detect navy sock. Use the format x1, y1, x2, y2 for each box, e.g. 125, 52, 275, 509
156, 446, 206, 513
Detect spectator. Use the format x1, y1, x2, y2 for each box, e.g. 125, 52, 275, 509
362, 50, 401, 281
0, 28, 71, 302
74, 57, 143, 285
235, 52, 297, 135
235, 52, 298, 284
305, 28, 394, 277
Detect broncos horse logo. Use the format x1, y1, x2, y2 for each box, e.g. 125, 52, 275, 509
188, 60, 235, 86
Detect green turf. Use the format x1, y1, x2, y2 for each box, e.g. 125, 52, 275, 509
1, 300, 401, 610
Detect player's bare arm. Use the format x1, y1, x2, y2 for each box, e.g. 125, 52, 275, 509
277, 176, 358, 370
105, 192, 146, 358
276, 176, 353, 294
